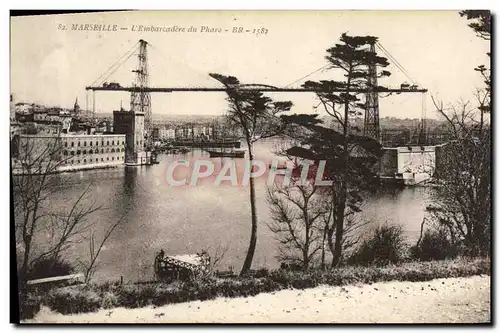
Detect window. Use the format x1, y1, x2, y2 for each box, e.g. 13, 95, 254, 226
64, 142, 68, 147
84, 159, 86, 163
107, 141, 109, 146
77, 160, 80, 163
112, 157, 114, 161
83, 150, 87, 155
96, 141, 99, 146
77, 142, 80, 147
106, 148, 110, 153
111, 148, 115, 153
90, 142, 93, 146
71, 151, 75, 156
121, 148, 125, 152
112, 140, 114, 145
84, 141, 87, 147
77, 150, 81, 155
90, 158, 92, 162
63, 151, 68, 156
101, 158, 104, 161
71, 142, 74, 147
107, 157, 109, 161
89, 149, 93, 154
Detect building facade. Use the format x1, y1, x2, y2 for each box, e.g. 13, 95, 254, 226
113, 110, 147, 165
13, 133, 126, 173
60, 134, 126, 169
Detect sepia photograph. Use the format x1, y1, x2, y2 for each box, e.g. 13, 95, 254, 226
9, 9, 491, 324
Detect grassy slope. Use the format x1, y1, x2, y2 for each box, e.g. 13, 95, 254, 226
22, 257, 490, 319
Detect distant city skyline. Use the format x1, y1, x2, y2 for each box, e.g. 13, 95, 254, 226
11, 11, 489, 120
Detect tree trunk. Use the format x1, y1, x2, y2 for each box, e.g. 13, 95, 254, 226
331, 78, 351, 267
331, 195, 346, 267
240, 144, 258, 276
320, 225, 327, 269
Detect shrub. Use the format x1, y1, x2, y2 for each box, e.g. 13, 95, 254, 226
19, 293, 42, 320
46, 287, 101, 315
349, 223, 408, 265
411, 228, 457, 261
28, 257, 73, 280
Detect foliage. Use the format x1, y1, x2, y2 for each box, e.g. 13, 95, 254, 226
27, 257, 73, 280
282, 33, 389, 267
349, 223, 408, 265
411, 228, 457, 261
459, 10, 491, 41
46, 286, 101, 315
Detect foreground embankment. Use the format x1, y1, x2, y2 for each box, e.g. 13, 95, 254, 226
28, 275, 490, 323
21, 258, 490, 323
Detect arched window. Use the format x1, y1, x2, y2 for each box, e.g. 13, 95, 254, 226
63, 151, 68, 156
84, 159, 86, 163
77, 150, 81, 155
121, 148, 125, 152
111, 148, 115, 153
90, 142, 93, 146
89, 149, 93, 154
83, 150, 87, 155
71, 142, 74, 147
71, 151, 75, 156
77, 142, 81, 147
101, 158, 104, 161
84, 141, 87, 147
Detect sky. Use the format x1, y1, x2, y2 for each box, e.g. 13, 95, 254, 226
10, 10, 490, 119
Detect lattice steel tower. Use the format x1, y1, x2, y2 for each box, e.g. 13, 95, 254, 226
363, 42, 381, 143
130, 39, 152, 147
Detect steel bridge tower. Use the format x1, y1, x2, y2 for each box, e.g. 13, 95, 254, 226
130, 39, 152, 147
363, 42, 381, 143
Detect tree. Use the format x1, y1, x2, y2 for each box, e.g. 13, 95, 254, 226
459, 10, 491, 41
429, 97, 491, 256
423, 11, 492, 257
77, 215, 125, 283
13, 135, 124, 290
283, 33, 389, 266
209, 73, 293, 276
13, 135, 96, 286
266, 174, 327, 271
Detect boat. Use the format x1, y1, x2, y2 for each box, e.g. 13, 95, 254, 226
206, 148, 246, 158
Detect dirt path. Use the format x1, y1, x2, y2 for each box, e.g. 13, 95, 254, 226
28, 275, 491, 324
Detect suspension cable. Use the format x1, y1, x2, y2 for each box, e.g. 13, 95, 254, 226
284, 64, 330, 88
90, 41, 140, 87
98, 48, 138, 86
148, 43, 214, 85
376, 42, 419, 85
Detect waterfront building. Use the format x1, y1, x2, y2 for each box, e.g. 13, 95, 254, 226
113, 109, 147, 165
14, 133, 126, 173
